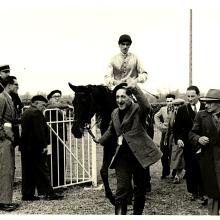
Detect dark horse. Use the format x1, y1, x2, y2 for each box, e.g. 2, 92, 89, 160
68, 83, 117, 205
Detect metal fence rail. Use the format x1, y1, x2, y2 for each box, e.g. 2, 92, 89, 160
44, 108, 97, 189
17, 107, 97, 188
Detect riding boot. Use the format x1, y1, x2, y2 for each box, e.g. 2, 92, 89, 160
133, 196, 145, 215
100, 170, 115, 206
115, 200, 127, 215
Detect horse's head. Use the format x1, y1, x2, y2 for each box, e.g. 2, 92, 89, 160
68, 83, 96, 138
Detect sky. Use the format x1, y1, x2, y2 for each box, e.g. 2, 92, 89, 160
0, 0, 220, 96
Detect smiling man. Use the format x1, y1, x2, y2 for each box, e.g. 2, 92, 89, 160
93, 79, 162, 215
189, 89, 220, 215
104, 34, 148, 88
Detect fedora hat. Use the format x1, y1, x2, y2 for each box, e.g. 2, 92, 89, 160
200, 89, 220, 102
172, 98, 185, 105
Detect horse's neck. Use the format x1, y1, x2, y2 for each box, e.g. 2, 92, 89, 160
92, 87, 115, 132
93, 86, 115, 114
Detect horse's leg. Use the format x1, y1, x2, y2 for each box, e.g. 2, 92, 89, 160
100, 144, 115, 206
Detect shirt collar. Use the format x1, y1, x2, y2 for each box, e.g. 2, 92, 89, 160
191, 101, 200, 110
120, 52, 130, 58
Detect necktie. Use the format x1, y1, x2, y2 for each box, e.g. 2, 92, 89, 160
193, 105, 197, 113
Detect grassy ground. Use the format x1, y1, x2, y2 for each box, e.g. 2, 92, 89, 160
0, 128, 208, 215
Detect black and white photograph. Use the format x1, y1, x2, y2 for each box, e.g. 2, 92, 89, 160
0, 0, 220, 216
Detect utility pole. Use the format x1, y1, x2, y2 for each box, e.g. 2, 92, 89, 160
189, 9, 193, 86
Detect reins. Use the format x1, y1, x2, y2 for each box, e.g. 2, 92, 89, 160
84, 116, 101, 139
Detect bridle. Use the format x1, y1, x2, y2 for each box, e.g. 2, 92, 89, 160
84, 116, 101, 139
73, 92, 101, 139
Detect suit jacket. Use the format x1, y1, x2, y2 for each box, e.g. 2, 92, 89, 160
99, 86, 162, 169
0, 91, 16, 141
20, 106, 49, 154
173, 102, 205, 147
189, 110, 220, 198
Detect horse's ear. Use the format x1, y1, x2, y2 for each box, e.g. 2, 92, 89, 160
87, 85, 94, 92
68, 82, 78, 92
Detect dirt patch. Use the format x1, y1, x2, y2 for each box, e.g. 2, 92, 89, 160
1, 161, 207, 215
1, 128, 208, 215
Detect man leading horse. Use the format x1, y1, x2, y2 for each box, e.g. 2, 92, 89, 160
93, 78, 162, 215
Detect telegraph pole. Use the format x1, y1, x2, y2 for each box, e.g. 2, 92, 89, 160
189, 9, 193, 86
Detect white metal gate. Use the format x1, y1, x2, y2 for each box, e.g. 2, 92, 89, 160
44, 108, 97, 189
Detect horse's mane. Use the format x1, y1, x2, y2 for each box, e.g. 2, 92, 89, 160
86, 85, 116, 132
88, 84, 116, 113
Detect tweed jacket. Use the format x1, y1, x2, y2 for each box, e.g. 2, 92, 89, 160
189, 110, 220, 198
99, 85, 162, 169
154, 105, 172, 133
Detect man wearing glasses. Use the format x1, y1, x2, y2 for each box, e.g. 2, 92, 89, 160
0, 65, 23, 149
0, 76, 20, 211
104, 34, 148, 88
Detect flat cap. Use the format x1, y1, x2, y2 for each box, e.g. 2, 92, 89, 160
31, 95, 48, 103
112, 83, 132, 98
0, 65, 10, 72
47, 89, 62, 100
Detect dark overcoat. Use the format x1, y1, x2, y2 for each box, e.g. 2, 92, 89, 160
173, 103, 205, 146
173, 102, 205, 194
99, 86, 162, 169
20, 106, 53, 196
20, 106, 49, 153
189, 110, 220, 198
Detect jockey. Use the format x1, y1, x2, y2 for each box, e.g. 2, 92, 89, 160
104, 34, 148, 89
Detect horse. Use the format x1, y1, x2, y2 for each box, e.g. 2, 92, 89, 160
68, 83, 117, 206
68, 82, 157, 206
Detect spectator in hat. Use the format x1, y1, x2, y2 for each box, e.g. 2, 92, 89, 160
189, 89, 220, 215
45, 90, 71, 188
20, 95, 64, 201
165, 98, 186, 184
104, 34, 148, 89
0, 65, 10, 90
0, 65, 10, 91
0, 76, 20, 211
93, 79, 162, 215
